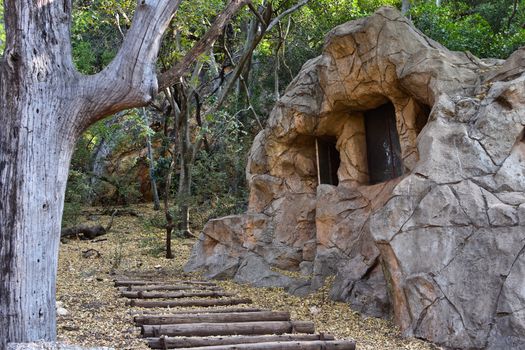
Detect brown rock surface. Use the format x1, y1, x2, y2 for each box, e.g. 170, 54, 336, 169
186, 6, 525, 349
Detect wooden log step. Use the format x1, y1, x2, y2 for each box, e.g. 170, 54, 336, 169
122, 290, 234, 299
129, 307, 265, 316
129, 297, 252, 308
141, 321, 316, 337
120, 284, 221, 292
173, 340, 356, 350
146, 334, 335, 348
135, 311, 291, 325
114, 280, 217, 287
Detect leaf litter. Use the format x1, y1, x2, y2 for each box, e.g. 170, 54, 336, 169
57, 203, 440, 349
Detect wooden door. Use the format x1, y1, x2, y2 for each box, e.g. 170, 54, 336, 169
365, 102, 403, 184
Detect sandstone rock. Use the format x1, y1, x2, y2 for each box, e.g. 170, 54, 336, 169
186, 6, 525, 349
233, 254, 293, 288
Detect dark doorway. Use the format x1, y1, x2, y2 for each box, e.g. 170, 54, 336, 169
365, 102, 403, 184
316, 137, 340, 186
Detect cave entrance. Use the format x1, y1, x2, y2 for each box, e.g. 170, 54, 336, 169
316, 137, 340, 186
365, 102, 403, 185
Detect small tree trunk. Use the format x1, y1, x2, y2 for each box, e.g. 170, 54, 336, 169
147, 136, 161, 210
401, 0, 411, 16
164, 147, 175, 259
142, 108, 161, 210
163, 88, 181, 259
176, 62, 205, 239
178, 101, 192, 238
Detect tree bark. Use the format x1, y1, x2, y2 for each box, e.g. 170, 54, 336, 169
158, 340, 356, 350
0, 0, 245, 345
0, 2, 81, 344
61, 208, 116, 240
119, 284, 220, 292
508, 0, 519, 30
133, 307, 264, 315
61, 225, 107, 240
114, 279, 216, 287
134, 311, 290, 325
158, 0, 250, 90
129, 297, 253, 308
178, 91, 193, 237
147, 334, 335, 349
121, 290, 233, 299
163, 87, 181, 259
142, 108, 161, 210
141, 320, 315, 337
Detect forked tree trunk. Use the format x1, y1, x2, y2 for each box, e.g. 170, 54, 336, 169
0, 0, 179, 346
0, 3, 79, 345
0, 0, 248, 346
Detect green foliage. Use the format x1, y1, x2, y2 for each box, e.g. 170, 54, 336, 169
190, 110, 250, 227
411, 1, 525, 58
158, 0, 227, 69
71, 0, 135, 73
0, 4, 5, 54
63, 110, 148, 228
63, 170, 92, 227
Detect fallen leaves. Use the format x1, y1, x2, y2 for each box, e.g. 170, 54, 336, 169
57, 203, 440, 349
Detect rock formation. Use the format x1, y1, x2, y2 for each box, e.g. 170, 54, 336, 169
185, 7, 525, 349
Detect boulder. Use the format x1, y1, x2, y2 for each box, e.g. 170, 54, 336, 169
186, 6, 525, 349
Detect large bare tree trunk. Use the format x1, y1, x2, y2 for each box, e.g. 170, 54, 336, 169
0, 2, 80, 345
0, 0, 177, 343
0, 0, 248, 346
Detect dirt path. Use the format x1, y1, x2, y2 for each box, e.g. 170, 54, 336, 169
56, 204, 439, 349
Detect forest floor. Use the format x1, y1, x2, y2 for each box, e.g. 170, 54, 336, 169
57, 203, 440, 350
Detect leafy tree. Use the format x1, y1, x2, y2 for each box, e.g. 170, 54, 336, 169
411, 0, 525, 58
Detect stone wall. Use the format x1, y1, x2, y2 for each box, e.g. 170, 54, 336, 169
185, 7, 525, 349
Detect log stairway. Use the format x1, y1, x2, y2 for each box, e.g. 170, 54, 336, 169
114, 278, 356, 349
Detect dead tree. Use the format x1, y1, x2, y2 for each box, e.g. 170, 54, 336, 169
0, 0, 249, 345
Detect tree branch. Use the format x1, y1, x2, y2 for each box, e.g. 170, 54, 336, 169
158, 0, 250, 90
266, 0, 310, 32
508, 0, 519, 31
77, 0, 183, 131
247, 1, 268, 26
201, 0, 307, 118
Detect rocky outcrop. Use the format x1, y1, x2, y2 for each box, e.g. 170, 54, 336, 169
185, 6, 525, 349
